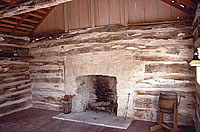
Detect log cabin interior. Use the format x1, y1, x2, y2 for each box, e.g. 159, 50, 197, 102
0, 0, 200, 132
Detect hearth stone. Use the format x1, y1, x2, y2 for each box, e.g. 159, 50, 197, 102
53, 111, 134, 129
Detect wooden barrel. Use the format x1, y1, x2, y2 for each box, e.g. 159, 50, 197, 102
159, 92, 178, 113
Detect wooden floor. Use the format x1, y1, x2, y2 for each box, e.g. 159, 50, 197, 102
0, 108, 195, 132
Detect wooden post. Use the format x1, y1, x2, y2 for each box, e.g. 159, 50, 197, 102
150, 112, 163, 131
160, 111, 163, 124
173, 103, 179, 132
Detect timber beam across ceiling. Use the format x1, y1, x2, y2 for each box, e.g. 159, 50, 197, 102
0, 0, 72, 18
161, 0, 196, 14
0, 7, 54, 35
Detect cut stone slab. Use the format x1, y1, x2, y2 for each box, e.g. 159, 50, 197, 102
53, 110, 134, 129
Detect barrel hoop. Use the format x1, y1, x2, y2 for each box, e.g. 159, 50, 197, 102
160, 110, 174, 114
159, 107, 174, 111
160, 93, 177, 96
159, 97, 177, 101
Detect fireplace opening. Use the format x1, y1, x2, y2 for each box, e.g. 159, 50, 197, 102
75, 75, 118, 115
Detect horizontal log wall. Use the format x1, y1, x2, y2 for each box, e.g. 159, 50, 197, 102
33, 0, 189, 35
30, 22, 195, 126
193, 3, 200, 132
0, 34, 32, 117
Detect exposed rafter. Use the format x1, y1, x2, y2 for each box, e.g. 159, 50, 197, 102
12, 13, 30, 32
161, 0, 196, 14
0, 0, 72, 18
0, 6, 54, 35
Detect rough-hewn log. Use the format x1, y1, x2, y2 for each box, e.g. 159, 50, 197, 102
0, 89, 31, 105
32, 101, 62, 111
0, 33, 31, 117
193, 4, 200, 48
31, 78, 63, 83
0, 34, 30, 57
32, 94, 62, 106
0, 99, 31, 116
0, 0, 72, 18
30, 22, 195, 126
145, 63, 194, 74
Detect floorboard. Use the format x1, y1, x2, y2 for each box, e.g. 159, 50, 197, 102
0, 108, 195, 132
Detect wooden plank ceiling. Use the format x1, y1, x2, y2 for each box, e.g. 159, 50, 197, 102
161, 0, 196, 14
0, 0, 54, 35
0, 0, 197, 36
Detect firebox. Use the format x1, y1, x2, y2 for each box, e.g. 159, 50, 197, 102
75, 75, 118, 115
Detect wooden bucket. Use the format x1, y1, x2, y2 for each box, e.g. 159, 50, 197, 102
159, 92, 178, 113
62, 100, 72, 114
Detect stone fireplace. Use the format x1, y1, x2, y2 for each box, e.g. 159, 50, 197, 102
64, 50, 136, 117
75, 75, 117, 114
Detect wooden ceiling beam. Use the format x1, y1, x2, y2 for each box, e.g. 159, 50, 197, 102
179, 0, 196, 9
0, 0, 72, 18
17, 26, 32, 32
29, 13, 43, 19
10, 15, 22, 20
0, 26, 12, 32
0, 23, 15, 28
36, 9, 48, 14
24, 18, 39, 23
0, 26, 28, 35
128, 19, 192, 26
14, 30, 29, 35
12, 13, 29, 32
1, 19, 18, 24
20, 23, 34, 28
161, 0, 195, 14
